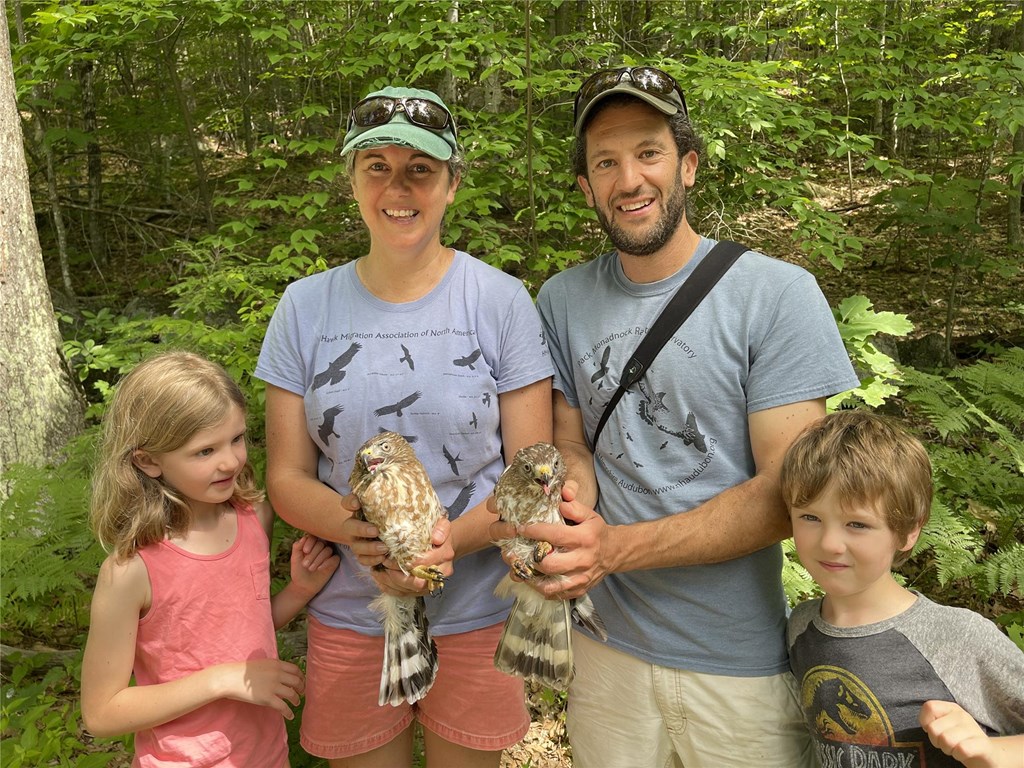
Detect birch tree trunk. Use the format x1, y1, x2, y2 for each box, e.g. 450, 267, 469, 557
0, 6, 85, 495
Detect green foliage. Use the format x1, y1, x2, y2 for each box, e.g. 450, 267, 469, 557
8, 0, 1024, 760
1, 653, 126, 768
1, 435, 103, 636
902, 348, 1024, 601
832, 295, 914, 407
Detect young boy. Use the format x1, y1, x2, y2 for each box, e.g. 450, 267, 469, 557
781, 410, 1024, 768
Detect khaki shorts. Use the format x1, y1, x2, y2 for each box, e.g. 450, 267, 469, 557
300, 615, 529, 760
566, 632, 815, 768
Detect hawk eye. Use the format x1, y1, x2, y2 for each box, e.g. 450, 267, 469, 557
523, 462, 533, 474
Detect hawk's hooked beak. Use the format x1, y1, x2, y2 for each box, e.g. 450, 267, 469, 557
362, 451, 384, 473
534, 464, 554, 495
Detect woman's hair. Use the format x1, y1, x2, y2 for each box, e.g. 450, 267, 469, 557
780, 409, 932, 567
90, 351, 263, 561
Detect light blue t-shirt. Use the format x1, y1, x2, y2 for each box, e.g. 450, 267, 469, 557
256, 250, 553, 635
536, 237, 860, 675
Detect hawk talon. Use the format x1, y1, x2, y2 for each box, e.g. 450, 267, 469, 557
411, 565, 445, 594
510, 557, 537, 581
532, 541, 554, 563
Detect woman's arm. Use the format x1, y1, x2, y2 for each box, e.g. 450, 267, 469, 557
447, 378, 553, 559
264, 384, 387, 562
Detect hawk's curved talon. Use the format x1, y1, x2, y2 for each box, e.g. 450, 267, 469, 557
532, 540, 554, 563
511, 557, 537, 581
412, 564, 445, 594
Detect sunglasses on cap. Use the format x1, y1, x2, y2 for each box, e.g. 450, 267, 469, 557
348, 95, 458, 141
574, 66, 688, 129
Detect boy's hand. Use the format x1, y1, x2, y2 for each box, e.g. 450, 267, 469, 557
290, 534, 340, 598
920, 700, 998, 767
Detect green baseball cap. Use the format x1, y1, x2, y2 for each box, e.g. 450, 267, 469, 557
341, 86, 458, 161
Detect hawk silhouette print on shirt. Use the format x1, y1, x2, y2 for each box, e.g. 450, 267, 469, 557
313, 343, 362, 390
399, 344, 415, 371
442, 444, 463, 476
374, 391, 422, 418
453, 349, 482, 370
591, 345, 611, 390
317, 404, 344, 446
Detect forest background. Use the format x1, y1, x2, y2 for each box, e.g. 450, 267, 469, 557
1, 1, 1023, 766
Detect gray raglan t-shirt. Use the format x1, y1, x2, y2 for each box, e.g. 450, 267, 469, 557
536, 237, 860, 675
256, 250, 553, 635
788, 594, 1024, 766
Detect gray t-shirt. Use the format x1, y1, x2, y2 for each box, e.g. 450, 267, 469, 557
256, 250, 553, 635
788, 594, 1024, 766
537, 237, 860, 674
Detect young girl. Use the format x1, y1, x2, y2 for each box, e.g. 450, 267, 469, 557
81, 351, 339, 767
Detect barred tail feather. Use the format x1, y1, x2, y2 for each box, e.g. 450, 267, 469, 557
493, 577, 574, 689
571, 593, 607, 641
370, 593, 438, 706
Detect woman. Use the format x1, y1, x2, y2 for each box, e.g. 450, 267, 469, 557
255, 86, 553, 768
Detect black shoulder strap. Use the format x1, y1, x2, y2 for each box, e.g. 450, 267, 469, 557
590, 240, 747, 449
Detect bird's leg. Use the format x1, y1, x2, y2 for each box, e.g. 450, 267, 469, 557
510, 556, 537, 582
532, 540, 554, 563
410, 565, 445, 594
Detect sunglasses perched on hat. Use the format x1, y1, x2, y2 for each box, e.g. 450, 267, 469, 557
348, 95, 459, 140
341, 87, 459, 161
573, 66, 688, 136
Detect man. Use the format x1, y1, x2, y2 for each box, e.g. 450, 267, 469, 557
518, 66, 860, 766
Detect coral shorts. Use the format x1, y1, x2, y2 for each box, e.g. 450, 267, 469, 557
300, 615, 529, 760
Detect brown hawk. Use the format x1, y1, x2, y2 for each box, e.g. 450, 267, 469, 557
492, 442, 606, 689
350, 431, 446, 706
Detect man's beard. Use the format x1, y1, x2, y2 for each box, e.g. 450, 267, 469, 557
594, 167, 687, 257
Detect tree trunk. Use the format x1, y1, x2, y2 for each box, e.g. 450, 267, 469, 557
1010, 6, 1023, 247
163, 19, 215, 229
79, 56, 106, 263
0, 6, 86, 496
12, 0, 76, 304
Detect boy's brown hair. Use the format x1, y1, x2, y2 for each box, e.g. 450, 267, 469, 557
780, 409, 932, 567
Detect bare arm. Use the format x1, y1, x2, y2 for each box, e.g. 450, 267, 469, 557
81, 555, 304, 738
448, 378, 553, 557
264, 384, 387, 562
524, 397, 825, 599
553, 390, 598, 508
252, 498, 340, 630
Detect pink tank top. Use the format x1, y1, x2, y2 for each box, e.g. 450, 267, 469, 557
133, 502, 288, 768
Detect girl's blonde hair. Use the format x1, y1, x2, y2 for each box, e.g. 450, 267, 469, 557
91, 351, 264, 561
780, 409, 933, 567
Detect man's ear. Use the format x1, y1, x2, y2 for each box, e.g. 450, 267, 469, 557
577, 174, 595, 207
132, 450, 163, 479
681, 149, 699, 188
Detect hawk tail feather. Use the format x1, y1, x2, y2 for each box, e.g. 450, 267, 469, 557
571, 594, 607, 641
371, 594, 438, 706
493, 578, 574, 690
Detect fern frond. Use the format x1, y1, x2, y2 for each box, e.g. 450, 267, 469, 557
980, 543, 1024, 596
782, 538, 821, 606
916, 499, 983, 587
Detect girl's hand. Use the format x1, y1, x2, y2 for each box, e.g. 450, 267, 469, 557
289, 535, 340, 598
216, 659, 305, 720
